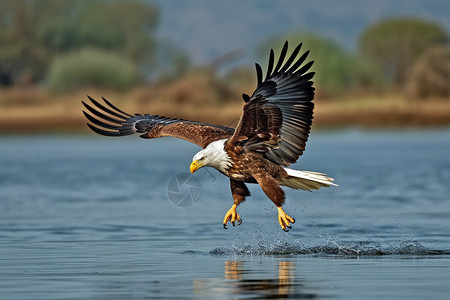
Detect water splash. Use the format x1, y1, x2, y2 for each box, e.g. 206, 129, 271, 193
210, 239, 449, 256
210, 224, 448, 256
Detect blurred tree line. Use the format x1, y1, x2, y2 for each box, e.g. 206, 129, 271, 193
0, 0, 448, 99
257, 18, 448, 99
0, 0, 189, 90
360, 18, 448, 99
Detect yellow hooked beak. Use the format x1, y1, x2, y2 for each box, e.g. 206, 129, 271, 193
190, 160, 204, 173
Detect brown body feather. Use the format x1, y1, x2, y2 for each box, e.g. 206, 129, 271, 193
222, 147, 289, 207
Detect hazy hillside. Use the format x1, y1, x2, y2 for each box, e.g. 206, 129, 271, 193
151, 0, 450, 65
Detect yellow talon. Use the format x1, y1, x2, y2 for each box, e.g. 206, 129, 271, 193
223, 204, 242, 229
277, 206, 295, 232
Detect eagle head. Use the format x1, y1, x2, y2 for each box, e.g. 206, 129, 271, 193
190, 139, 232, 173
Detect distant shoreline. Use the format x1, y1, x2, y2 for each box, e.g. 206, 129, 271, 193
1, 87, 449, 134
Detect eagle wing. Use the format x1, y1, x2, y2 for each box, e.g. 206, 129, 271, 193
82, 97, 234, 148
226, 41, 315, 166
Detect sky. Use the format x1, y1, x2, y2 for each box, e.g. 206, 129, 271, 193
149, 0, 450, 66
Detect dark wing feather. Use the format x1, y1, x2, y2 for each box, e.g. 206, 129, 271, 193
226, 41, 315, 166
82, 97, 234, 148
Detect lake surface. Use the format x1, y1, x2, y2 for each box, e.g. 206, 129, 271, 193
1, 129, 450, 299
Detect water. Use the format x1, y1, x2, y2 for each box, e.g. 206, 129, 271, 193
1, 129, 450, 299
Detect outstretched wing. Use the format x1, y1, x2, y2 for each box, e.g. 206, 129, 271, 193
82, 96, 234, 148
226, 41, 315, 166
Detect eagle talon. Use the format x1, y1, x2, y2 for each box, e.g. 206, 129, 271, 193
223, 204, 241, 229
277, 206, 295, 231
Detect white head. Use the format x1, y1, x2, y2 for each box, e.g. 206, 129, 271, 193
190, 139, 232, 173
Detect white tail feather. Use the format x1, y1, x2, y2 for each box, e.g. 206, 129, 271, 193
280, 168, 337, 191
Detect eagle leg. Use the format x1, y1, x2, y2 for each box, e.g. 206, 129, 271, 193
223, 179, 250, 229
252, 172, 296, 231
223, 204, 242, 229
277, 206, 296, 232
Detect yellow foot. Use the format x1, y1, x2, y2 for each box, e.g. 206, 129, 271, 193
277, 207, 296, 232
223, 204, 242, 229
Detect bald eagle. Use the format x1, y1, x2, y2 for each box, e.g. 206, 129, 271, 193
82, 41, 336, 231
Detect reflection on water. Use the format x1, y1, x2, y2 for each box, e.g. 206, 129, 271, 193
224, 261, 243, 280
194, 261, 316, 299
278, 261, 294, 296
225, 261, 296, 297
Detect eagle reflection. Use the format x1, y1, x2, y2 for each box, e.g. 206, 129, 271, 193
194, 261, 316, 299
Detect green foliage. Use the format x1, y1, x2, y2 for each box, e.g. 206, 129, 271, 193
359, 18, 448, 87
36, 0, 158, 61
0, 0, 51, 85
351, 57, 387, 92
0, 0, 158, 86
259, 32, 372, 95
47, 48, 139, 92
